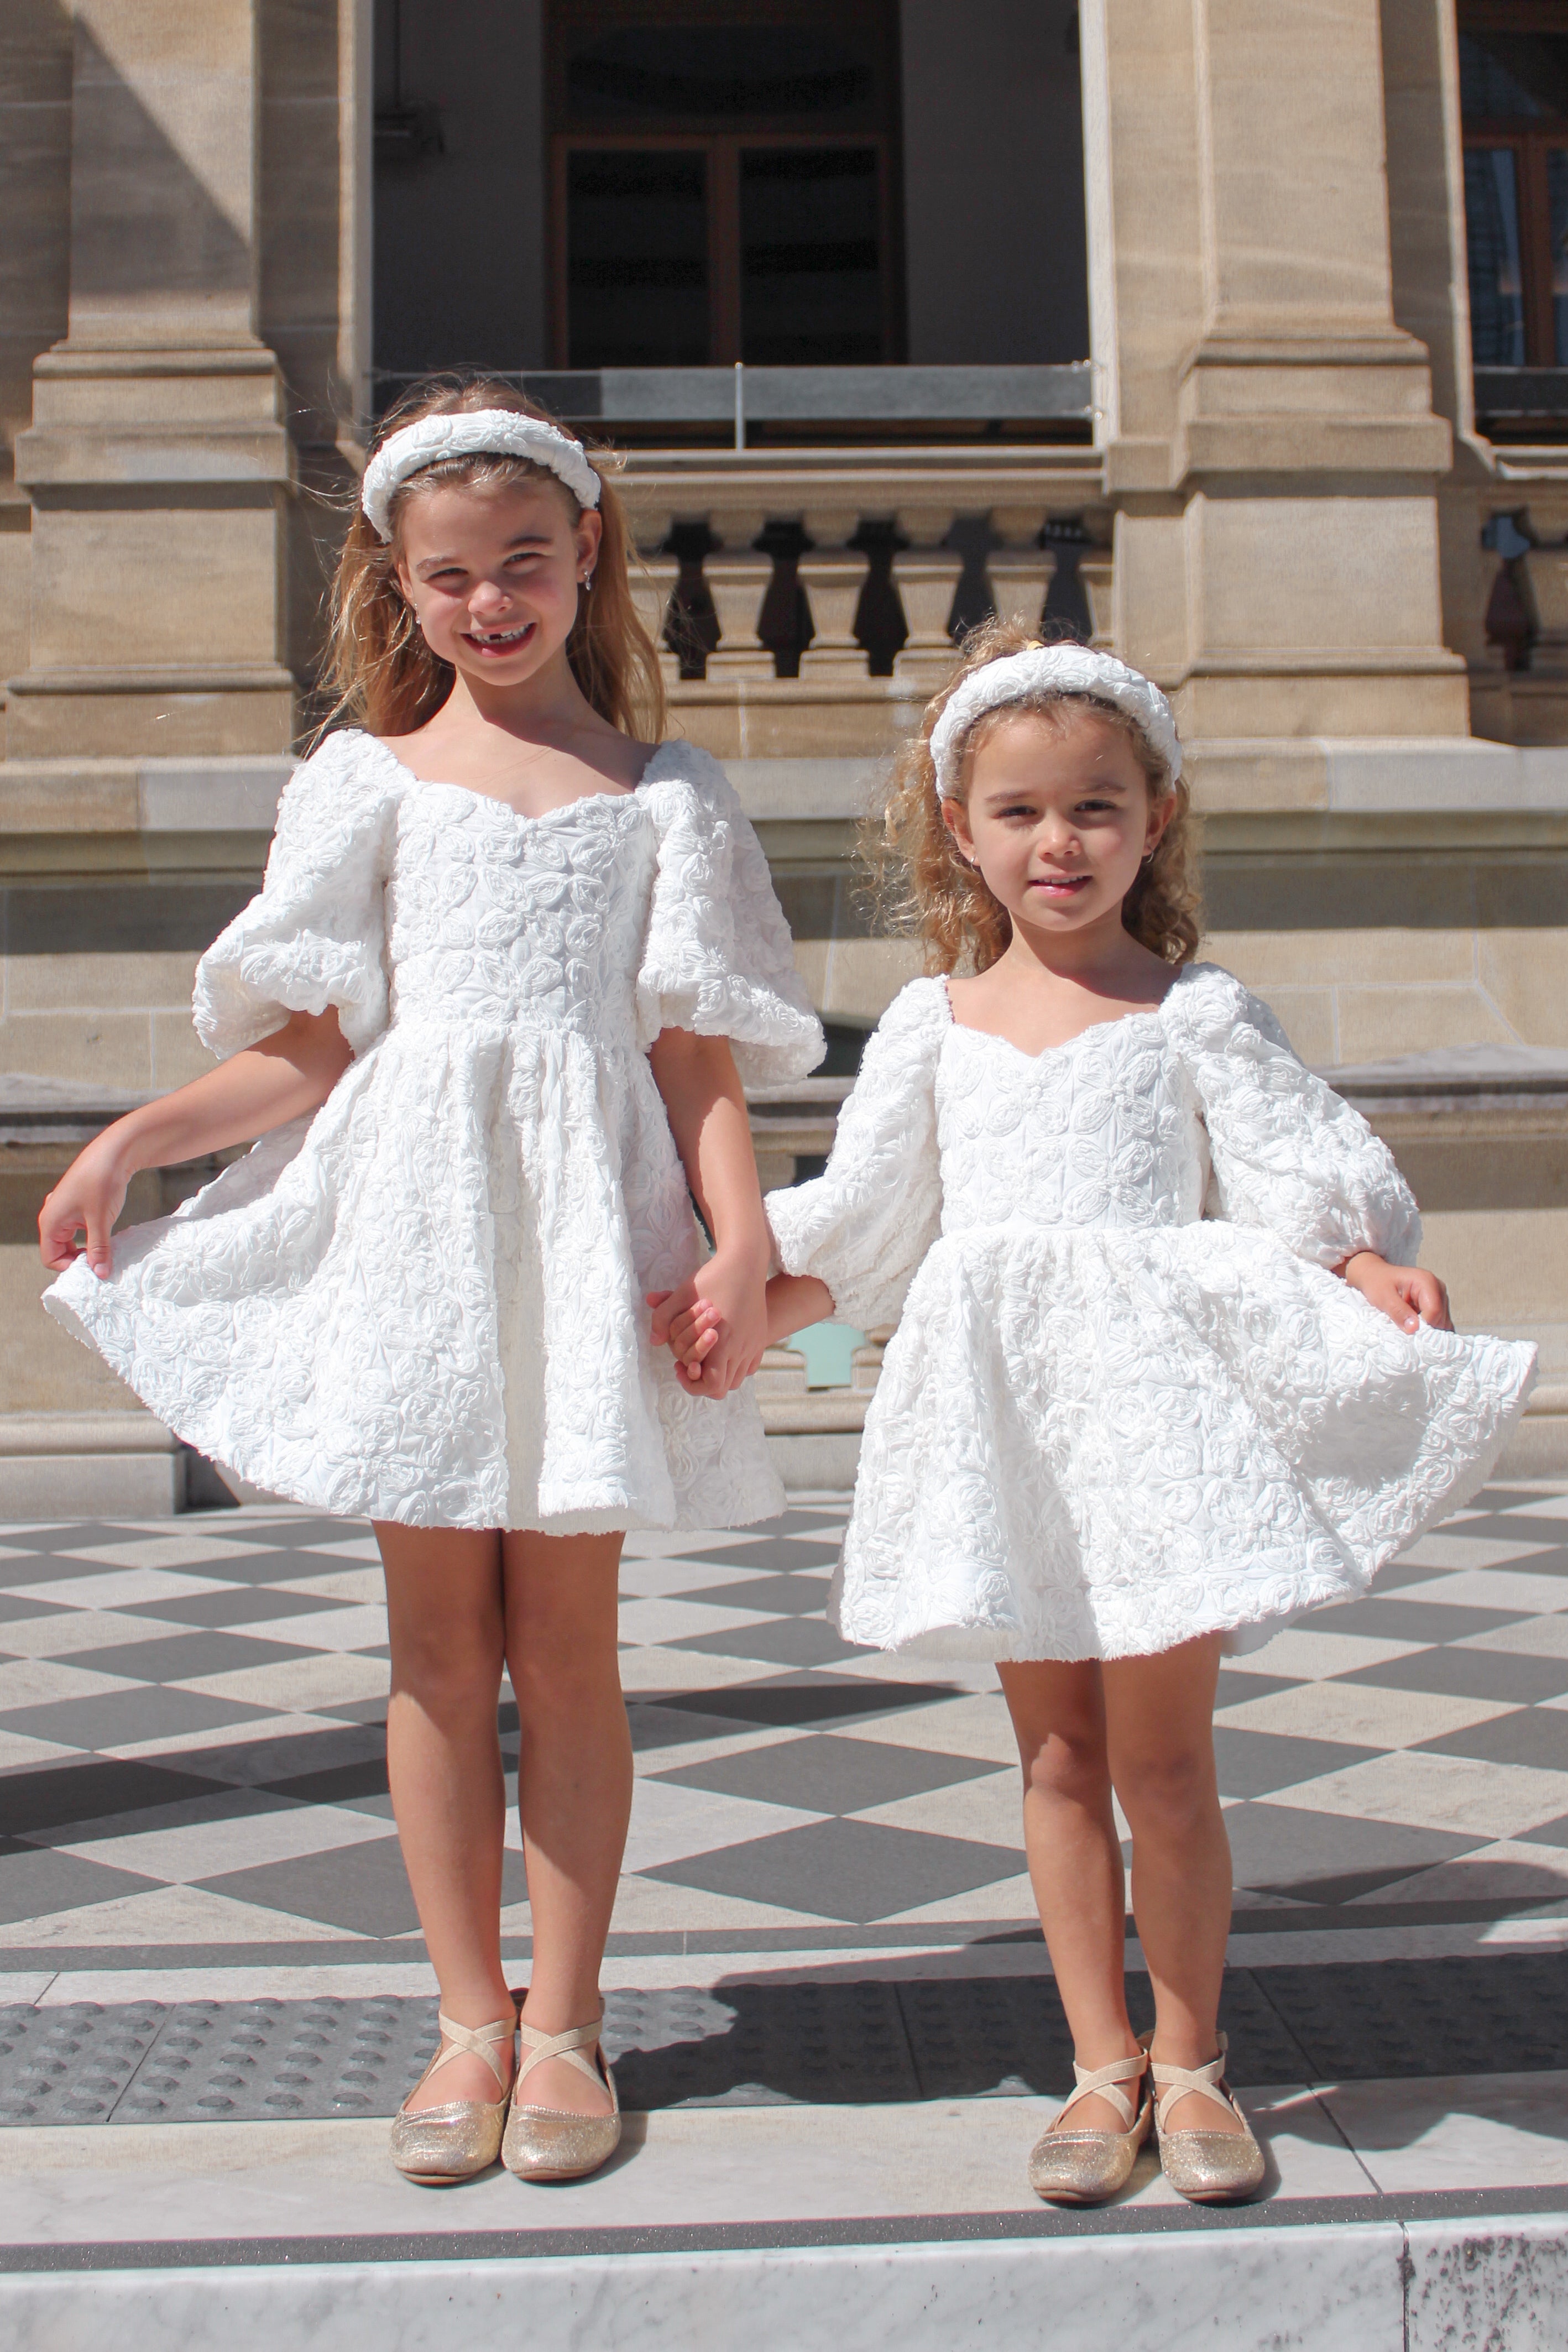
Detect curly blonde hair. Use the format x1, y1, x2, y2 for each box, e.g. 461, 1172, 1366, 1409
869, 620, 1201, 972
319, 374, 667, 743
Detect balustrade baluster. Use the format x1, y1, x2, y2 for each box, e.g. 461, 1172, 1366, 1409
1077, 548, 1114, 649
985, 548, 1057, 636
704, 553, 778, 681
798, 546, 871, 680
630, 556, 681, 685
891, 550, 964, 686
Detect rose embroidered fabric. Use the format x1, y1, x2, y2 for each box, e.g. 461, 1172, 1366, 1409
46, 731, 824, 1533
766, 968, 1536, 1663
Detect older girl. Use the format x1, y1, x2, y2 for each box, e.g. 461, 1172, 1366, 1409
39, 380, 822, 2187
677, 624, 1533, 2205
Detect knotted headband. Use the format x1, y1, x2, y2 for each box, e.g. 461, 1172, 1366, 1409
929, 644, 1183, 800
360, 409, 602, 540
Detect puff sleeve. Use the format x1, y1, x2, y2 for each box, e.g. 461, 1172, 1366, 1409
636, 750, 825, 1086
766, 979, 946, 1330
1169, 964, 1423, 1268
192, 733, 401, 1060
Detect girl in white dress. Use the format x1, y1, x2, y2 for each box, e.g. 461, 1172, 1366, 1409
672, 625, 1534, 2206
38, 382, 822, 2186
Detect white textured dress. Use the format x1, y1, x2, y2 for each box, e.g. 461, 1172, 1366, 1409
766, 968, 1536, 1663
45, 730, 824, 1533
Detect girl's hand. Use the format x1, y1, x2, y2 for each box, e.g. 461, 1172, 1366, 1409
647, 1285, 722, 1374
649, 1253, 768, 1397
1341, 1251, 1452, 1334
39, 1136, 134, 1278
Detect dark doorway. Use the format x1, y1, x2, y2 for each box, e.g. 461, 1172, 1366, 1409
548, 3, 904, 366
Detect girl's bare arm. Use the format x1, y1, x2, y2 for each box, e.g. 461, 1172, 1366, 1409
39, 1010, 353, 1277
645, 1028, 771, 1395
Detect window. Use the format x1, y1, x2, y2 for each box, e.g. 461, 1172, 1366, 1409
1461, 8, 1568, 365
548, 3, 902, 366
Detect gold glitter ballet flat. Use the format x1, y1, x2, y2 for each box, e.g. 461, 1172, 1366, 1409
502, 2011, 621, 2183
389, 2007, 517, 2185
1027, 2047, 1151, 2205
1147, 2033, 1265, 2203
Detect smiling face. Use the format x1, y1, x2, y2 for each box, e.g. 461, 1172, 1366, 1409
942, 703, 1173, 949
392, 475, 602, 691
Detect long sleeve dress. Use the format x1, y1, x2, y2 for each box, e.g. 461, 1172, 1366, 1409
45, 730, 824, 1535
766, 967, 1536, 1663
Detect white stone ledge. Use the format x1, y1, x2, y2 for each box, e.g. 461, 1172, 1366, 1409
5, 744, 1568, 840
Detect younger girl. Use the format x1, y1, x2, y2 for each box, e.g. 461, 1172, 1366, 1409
678, 625, 1534, 2205
38, 379, 822, 2187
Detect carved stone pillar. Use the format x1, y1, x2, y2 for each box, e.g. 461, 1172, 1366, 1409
1083, 0, 1466, 740
11, 1, 296, 758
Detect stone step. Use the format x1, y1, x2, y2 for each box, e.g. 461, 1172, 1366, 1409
0, 2082, 1562, 2348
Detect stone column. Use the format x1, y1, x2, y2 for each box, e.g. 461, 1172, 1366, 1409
9, 1, 296, 759
1083, 0, 1466, 742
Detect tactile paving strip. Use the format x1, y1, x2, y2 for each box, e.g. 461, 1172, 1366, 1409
0, 1956, 1563, 2124
0, 1999, 437, 2126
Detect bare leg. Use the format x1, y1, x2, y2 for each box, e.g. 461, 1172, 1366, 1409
999, 1659, 1142, 2131
503, 1528, 632, 2118
1101, 1634, 1242, 2136
377, 1523, 514, 2110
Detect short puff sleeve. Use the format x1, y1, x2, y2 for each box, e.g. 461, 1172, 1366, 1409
1168, 964, 1423, 1268
636, 749, 824, 1086
766, 979, 945, 1330
192, 733, 400, 1060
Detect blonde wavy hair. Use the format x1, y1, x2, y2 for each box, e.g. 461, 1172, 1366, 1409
320, 375, 667, 743
870, 620, 1201, 972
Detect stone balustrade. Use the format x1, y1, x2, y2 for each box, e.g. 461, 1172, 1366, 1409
618, 448, 1110, 713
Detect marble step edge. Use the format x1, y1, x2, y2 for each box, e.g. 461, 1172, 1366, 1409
0, 2204, 1561, 2352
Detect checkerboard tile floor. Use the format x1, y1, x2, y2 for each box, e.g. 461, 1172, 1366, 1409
0, 1486, 1566, 1960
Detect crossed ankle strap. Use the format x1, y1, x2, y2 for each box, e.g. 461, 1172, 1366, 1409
516, 2013, 609, 2098
1147, 2034, 1241, 2133
421, 2009, 517, 2099
1054, 2048, 1148, 2133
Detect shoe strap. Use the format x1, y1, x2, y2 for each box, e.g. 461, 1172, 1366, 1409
516, 2013, 607, 2095
1148, 2035, 1241, 2133
424, 2010, 516, 2098
1057, 2048, 1148, 2133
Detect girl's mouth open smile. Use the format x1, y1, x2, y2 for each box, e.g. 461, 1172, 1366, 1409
1030, 873, 1092, 896
466, 621, 536, 656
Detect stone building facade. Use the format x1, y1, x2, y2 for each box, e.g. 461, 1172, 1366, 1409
2, 0, 1567, 1506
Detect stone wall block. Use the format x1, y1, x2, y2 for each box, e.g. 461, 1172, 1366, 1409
67, 2, 263, 348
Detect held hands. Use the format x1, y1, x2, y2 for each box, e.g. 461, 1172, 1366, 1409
647, 1252, 770, 1398
1340, 1251, 1453, 1335
38, 1136, 133, 1280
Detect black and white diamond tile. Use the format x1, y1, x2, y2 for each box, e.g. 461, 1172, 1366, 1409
0, 1487, 1565, 1961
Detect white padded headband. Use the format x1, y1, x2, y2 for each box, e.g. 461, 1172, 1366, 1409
360, 409, 601, 540
929, 645, 1183, 799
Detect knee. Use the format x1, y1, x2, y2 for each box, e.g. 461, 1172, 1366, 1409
1021, 1722, 1110, 1809
390, 1619, 504, 1718
1114, 1744, 1217, 1836
506, 1629, 621, 1726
